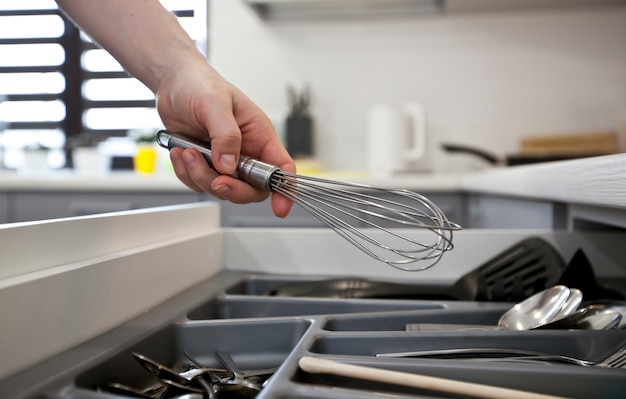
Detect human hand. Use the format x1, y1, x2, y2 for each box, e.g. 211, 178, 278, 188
156, 60, 294, 218
55, 0, 293, 217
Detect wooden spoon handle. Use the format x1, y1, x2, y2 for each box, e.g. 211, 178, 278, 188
298, 356, 570, 399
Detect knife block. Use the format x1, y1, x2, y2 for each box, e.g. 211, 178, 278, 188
286, 113, 314, 159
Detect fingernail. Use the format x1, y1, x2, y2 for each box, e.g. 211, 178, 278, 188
182, 150, 196, 166
213, 184, 232, 198
220, 154, 237, 173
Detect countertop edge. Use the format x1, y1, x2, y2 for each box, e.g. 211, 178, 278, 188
1, 153, 625, 208
460, 153, 626, 208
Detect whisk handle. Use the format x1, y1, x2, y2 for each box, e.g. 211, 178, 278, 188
155, 130, 278, 191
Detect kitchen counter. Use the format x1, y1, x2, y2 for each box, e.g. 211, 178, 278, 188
1, 153, 625, 228
0, 169, 463, 192
1, 153, 624, 205
461, 153, 626, 209
0, 170, 191, 192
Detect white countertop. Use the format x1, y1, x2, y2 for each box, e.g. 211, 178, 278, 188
0, 170, 191, 192
1, 153, 625, 208
461, 153, 626, 209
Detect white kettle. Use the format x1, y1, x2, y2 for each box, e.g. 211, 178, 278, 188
367, 103, 429, 176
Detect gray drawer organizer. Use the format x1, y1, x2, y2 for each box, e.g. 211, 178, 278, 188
8, 271, 626, 399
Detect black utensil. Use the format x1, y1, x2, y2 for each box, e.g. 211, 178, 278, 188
557, 249, 624, 300
441, 143, 599, 166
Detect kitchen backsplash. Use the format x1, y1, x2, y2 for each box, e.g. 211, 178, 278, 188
209, 1, 626, 172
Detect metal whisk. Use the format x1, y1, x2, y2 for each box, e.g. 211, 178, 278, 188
156, 130, 461, 271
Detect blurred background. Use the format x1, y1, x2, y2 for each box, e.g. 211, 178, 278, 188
0, 0, 207, 173
0, 0, 624, 174
210, 0, 626, 173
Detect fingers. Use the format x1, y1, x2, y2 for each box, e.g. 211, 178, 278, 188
169, 147, 217, 193
271, 193, 294, 219
197, 84, 242, 176
170, 147, 269, 204
269, 157, 296, 218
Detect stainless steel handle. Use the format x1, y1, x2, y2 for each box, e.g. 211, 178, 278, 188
156, 130, 278, 191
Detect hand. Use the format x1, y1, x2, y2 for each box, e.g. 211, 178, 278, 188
156, 60, 295, 218
55, 0, 294, 218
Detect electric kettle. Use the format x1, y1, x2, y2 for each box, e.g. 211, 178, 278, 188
367, 102, 430, 176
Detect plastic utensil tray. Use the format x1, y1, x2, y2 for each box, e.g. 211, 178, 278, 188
22, 272, 626, 399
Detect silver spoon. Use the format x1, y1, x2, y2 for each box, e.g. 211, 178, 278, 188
551, 288, 582, 322
406, 285, 574, 332
215, 351, 261, 398
498, 285, 571, 330
577, 309, 622, 330
536, 304, 622, 330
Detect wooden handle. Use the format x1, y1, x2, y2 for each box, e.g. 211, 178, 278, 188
299, 356, 570, 399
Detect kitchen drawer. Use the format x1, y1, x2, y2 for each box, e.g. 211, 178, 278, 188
7, 191, 207, 223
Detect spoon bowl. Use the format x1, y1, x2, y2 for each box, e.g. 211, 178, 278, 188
552, 288, 583, 321
538, 303, 623, 330
498, 285, 571, 330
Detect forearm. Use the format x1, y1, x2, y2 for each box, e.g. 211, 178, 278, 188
56, 0, 207, 93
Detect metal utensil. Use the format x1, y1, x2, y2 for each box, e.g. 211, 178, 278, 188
405, 285, 577, 332
377, 344, 626, 369
215, 351, 261, 398
96, 382, 159, 398
181, 352, 217, 399
599, 345, 626, 368
160, 379, 204, 394
551, 288, 583, 321
499, 285, 572, 330
575, 310, 621, 330
536, 304, 622, 330
376, 348, 596, 366
156, 130, 461, 270
132, 352, 191, 386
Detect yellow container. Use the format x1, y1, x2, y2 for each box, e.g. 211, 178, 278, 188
134, 145, 157, 174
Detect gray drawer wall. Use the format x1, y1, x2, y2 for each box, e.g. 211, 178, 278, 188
6, 191, 207, 223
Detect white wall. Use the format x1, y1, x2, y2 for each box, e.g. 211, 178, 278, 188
209, 1, 626, 172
